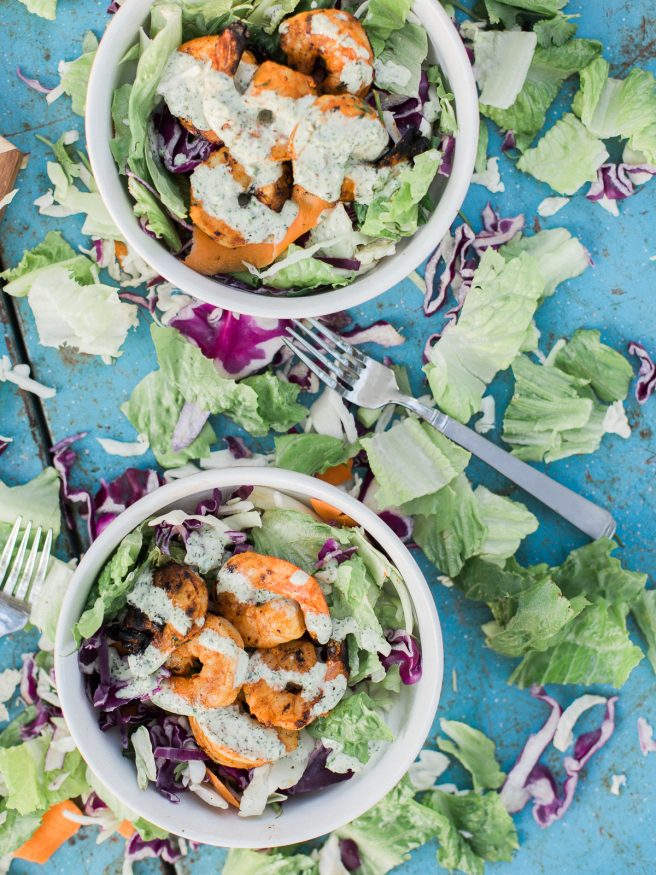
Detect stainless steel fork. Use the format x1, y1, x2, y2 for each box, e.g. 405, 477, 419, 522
284, 319, 616, 541
0, 517, 53, 636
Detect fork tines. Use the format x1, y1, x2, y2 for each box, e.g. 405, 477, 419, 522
0, 517, 53, 605
284, 318, 363, 395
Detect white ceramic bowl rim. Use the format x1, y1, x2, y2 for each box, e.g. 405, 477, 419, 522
55, 468, 443, 847
85, 0, 479, 318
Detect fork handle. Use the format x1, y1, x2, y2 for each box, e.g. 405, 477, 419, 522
409, 402, 616, 541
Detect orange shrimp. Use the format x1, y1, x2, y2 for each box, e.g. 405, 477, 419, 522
216, 551, 332, 647
280, 9, 374, 97
189, 704, 299, 768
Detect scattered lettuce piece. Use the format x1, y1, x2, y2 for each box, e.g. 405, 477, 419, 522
500, 227, 589, 297
335, 778, 443, 875
274, 433, 358, 476
632, 591, 656, 674
509, 602, 643, 688
474, 487, 538, 563
127, 176, 182, 251
264, 246, 355, 291
0, 736, 88, 816
223, 848, 318, 875
0, 468, 61, 542
481, 40, 602, 151
16, 0, 56, 19
424, 788, 519, 875
469, 27, 537, 110
517, 113, 608, 194
551, 538, 647, 605
110, 83, 133, 172
360, 150, 441, 240
437, 720, 506, 791
0, 231, 96, 297
553, 329, 633, 403
425, 249, 544, 422
361, 418, 470, 508
58, 30, 98, 116
533, 14, 578, 47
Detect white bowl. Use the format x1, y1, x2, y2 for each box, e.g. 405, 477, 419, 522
86, 0, 478, 318
55, 468, 443, 847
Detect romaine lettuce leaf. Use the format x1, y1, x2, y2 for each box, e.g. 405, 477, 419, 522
517, 113, 608, 194
0, 231, 96, 297
110, 83, 133, 172
57, 30, 98, 116
239, 373, 307, 434
374, 22, 427, 98
127, 176, 182, 251
553, 329, 633, 403
0, 736, 88, 816
16, 0, 56, 19
0, 808, 43, 857
252, 509, 350, 573
454, 556, 550, 602
469, 26, 537, 110
533, 14, 577, 47
424, 249, 544, 422
222, 848, 318, 875
263, 246, 355, 291
424, 788, 519, 875
481, 40, 601, 151
474, 487, 538, 563
0, 468, 61, 540
437, 720, 506, 791
551, 538, 647, 605
363, 0, 413, 55
330, 557, 388, 659
413, 475, 486, 577
484, 0, 567, 27
632, 590, 656, 674
335, 778, 443, 875
274, 433, 358, 476
509, 602, 643, 688
500, 227, 590, 297
360, 150, 441, 241
360, 418, 470, 508
308, 691, 393, 768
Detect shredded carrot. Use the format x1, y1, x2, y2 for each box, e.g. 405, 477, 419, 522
206, 769, 241, 808
14, 800, 82, 864
118, 820, 136, 839
310, 498, 358, 527
316, 459, 353, 486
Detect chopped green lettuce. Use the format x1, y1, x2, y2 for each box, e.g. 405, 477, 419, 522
16, 0, 56, 19
424, 249, 544, 422
0, 808, 43, 858
474, 487, 538, 563
239, 373, 307, 434
553, 329, 633, 403
263, 246, 355, 291
0, 231, 97, 297
308, 691, 393, 769
437, 720, 506, 791
127, 176, 182, 251
481, 40, 601, 151
517, 112, 608, 194
363, 0, 413, 55
360, 150, 441, 241
413, 475, 486, 577
454, 556, 549, 602
373, 23, 427, 98
533, 14, 578, 47
243, 0, 302, 33
500, 227, 590, 297
468, 26, 537, 110
0, 468, 61, 541
330, 557, 388, 663
57, 30, 98, 116
424, 788, 519, 875
222, 848, 318, 875
551, 538, 647, 605
509, 602, 643, 688
483, 0, 567, 28
360, 418, 470, 508
252, 509, 350, 573
274, 433, 359, 476
110, 83, 133, 172
335, 778, 443, 875
632, 591, 656, 674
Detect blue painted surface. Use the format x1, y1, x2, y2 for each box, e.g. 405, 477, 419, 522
1, 0, 656, 873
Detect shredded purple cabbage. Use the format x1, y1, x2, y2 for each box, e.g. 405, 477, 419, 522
285, 744, 354, 795
501, 130, 517, 152
380, 630, 422, 684
171, 401, 210, 452
378, 509, 413, 543
315, 538, 357, 570
50, 432, 95, 541
439, 134, 455, 177
215, 764, 253, 790
16, 66, 52, 94
94, 468, 162, 538
586, 162, 656, 207
19, 654, 62, 740
340, 838, 362, 871
225, 435, 252, 459
124, 833, 185, 868
316, 255, 362, 271
0, 437, 10, 457
628, 341, 656, 404
169, 302, 288, 380
152, 105, 217, 174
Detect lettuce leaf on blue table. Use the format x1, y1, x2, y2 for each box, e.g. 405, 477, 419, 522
551, 538, 647, 605
222, 848, 318, 875
0, 231, 97, 298
274, 433, 359, 476
517, 113, 608, 194
16, 0, 57, 19
632, 591, 656, 674
437, 720, 506, 791
424, 249, 544, 422
553, 329, 633, 403
500, 227, 590, 297
335, 777, 444, 875
0, 468, 61, 541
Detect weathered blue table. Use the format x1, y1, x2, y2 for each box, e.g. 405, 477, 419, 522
1, 0, 655, 872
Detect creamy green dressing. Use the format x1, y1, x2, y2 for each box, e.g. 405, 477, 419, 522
196, 628, 249, 688
195, 705, 287, 762
308, 11, 373, 94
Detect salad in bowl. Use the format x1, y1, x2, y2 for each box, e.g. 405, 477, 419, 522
106, 0, 461, 296
72, 481, 428, 822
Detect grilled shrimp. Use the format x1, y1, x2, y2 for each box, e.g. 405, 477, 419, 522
190, 704, 299, 768
161, 615, 248, 710
216, 552, 332, 646
280, 9, 374, 97
243, 640, 348, 731
190, 149, 298, 247
159, 24, 250, 143
113, 563, 208, 673
291, 94, 388, 202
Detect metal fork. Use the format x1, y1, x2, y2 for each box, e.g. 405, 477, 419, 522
284, 319, 616, 541
0, 518, 53, 636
